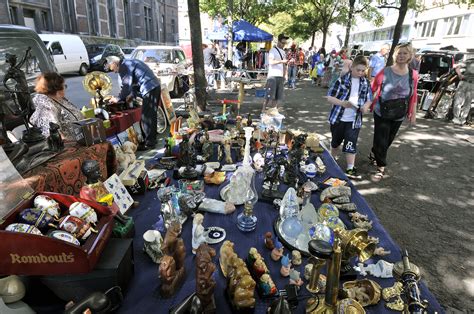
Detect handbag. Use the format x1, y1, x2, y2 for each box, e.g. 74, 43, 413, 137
379, 68, 413, 120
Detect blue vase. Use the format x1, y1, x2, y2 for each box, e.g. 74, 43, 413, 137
237, 201, 257, 232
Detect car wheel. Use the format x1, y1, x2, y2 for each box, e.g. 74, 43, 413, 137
170, 78, 180, 98
79, 63, 88, 76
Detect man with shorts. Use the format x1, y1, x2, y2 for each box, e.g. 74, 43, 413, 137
263, 33, 288, 111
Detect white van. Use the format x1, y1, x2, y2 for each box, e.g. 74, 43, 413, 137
39, 34, 89, 75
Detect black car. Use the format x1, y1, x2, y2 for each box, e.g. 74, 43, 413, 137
87, 44, 124, 71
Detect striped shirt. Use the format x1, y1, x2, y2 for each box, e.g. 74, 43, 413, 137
327, 72, 372, 129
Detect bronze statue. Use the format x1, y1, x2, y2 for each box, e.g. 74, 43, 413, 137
47, 122, 64, 152
159, 221, 186, 298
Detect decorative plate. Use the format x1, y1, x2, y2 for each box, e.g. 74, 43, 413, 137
205, 227, 226, 244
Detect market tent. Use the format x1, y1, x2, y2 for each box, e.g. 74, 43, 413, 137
206, 19, 273, 42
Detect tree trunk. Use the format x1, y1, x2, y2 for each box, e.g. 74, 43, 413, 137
227, 0, 233, 62
344, 0, 356, 49
386, 0, 409, 66
311, 31, 316, 48
187, 0, 207, 111
321, 26, 328, 50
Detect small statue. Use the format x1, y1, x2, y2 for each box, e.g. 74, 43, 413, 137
291, 250, 302, 266
200, 130, 214, 162
195, 243, 217, 311
192, 213, 207, 254
223, 131, 233, 164
271, 239, 284, 261
304, 264, 313, 281
79, 159, 130, 225
259, 274, 277, 297
253, 153, 265, 172
264, 232, 275, 250
159, 221, 186, 298
374, 247, 392, 256
219, 240, 237, 277
246, 248, 277, 298
179, 133, 197, 179
47, 122, 64, 152
280, 254, 291, 277
289, 269, 304, 287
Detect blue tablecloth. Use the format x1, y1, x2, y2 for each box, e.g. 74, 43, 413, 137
119, 150, 443, 313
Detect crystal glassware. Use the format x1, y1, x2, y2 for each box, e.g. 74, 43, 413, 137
236, 170, 258, 232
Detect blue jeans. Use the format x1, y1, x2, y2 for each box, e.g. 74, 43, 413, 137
288, 65, 297, 88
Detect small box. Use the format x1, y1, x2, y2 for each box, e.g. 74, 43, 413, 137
40, 238, 134, 302
81, 106, 95, 119
72, 118, 107, 146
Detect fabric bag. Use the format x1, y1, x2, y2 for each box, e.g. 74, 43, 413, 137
379, 68, 413, 120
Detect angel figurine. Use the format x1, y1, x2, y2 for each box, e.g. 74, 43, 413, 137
192, 213, 207, 254
280, 254, 291, 277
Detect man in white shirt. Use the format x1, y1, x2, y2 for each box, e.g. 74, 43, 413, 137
263, 33, 288, 111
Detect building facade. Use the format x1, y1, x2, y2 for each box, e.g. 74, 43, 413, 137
1, 0, 179, 46
177, 0, 214, 45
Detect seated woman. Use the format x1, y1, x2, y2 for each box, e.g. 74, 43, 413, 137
30, 72, 83, 141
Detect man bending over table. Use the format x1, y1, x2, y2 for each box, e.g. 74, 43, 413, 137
106, 56, 161, 150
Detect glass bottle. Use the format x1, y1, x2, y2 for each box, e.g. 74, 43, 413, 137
237, 170, 258, 232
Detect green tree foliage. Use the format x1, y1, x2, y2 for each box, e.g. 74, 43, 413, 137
200, 0, 287, 25
341, 0, 384, 48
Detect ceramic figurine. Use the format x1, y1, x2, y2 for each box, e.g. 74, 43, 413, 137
289, 269, 304, 287
271, 239, 284, 261
280, 254, 291, 277
192, 213, 207, 254
58, 215, 97, 241
33, 195, 61, 218
224, 246, 256, 310
159, 221, 186, 298
374, 247, 392, 256
69, 202, 98, 225
195, 243, 217, 311
253, 153, 265, 172
224, 136, 233, 164
18, 207, 56, 231
246, 248, 277, 298
264, 232, 275, 250
259, 274, 277, 297
200, 131, 214, 162
292, 250, 302, 266
143, 230, 163, 264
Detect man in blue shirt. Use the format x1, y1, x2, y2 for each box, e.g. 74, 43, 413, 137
107, 56, 161, 150
369, 44, 390, 80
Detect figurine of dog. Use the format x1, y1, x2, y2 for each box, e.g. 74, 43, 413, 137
116, 141, 137, 170
47, 122, 64, 152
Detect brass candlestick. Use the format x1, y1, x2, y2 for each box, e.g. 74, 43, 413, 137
306, 240, 333, 294
335, 228, 376, 264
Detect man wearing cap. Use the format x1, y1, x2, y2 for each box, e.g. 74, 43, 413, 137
107, 56, 161, 150
368, 43, 390, 80
263, 33, 288, 111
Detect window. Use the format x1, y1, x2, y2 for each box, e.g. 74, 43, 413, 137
107, 0, 117, 37
161, 14, 165, 41
134, 49, 172, 63
446, 16, 464, 35
9, 6, 18, 25
124, 0, 132, 38
144, 6, 152, 41
50, 42, 64, 55
41, 11, 49, 31
176, 50, 185, 61
171, 19, 176, 35
87, 0, 98, 35
431, 20, 438, 37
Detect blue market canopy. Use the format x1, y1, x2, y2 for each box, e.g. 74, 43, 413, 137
206, 19, 273, 42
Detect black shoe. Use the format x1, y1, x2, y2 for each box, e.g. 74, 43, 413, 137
368, 152, 377, 166
346, 167, 362, 180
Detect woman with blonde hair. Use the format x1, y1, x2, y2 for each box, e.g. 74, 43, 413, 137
30, 72, 82, 141
369, 43, 418, 181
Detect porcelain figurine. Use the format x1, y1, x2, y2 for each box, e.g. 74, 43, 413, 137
58, 215, 97, 241
304, 263, 313, 281
253, 153, 265, 172
224, 134, 233, 164
280, 254, 291, 277
6, 223, 42, 235
33, 195, 61, 218
246, 248, 277, 298
192, 213, 207, 254
264, 232, 275, 250
259, 274, 277, 297
291, 250, 302, 266
195, 243, 217, 311
143, 230, 163, 264
219, 240, 237, 277
48, 230, 81, 245
225, 247, 256, 310
271, 239, 284, 261
18, 207, 55, 231
159, 221, 186, 298
289, 269, 304, 287
69, 202, 98, 225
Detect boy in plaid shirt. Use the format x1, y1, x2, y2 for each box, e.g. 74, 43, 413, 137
324, 56, 372, 179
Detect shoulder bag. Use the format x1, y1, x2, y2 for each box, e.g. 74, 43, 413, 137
379, 68, 413, 120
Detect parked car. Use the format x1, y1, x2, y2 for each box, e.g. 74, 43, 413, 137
130, 45, 189, 97
418, 50, 466, 91
88, 44, 124, 72
121, 47, 135, 59
0, 24, 56, 133
86, 44, 106, 60
39, 34, 89, 75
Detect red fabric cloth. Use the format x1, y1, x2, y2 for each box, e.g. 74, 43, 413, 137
23, 142, 117, 196
370, 67, 419, 120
